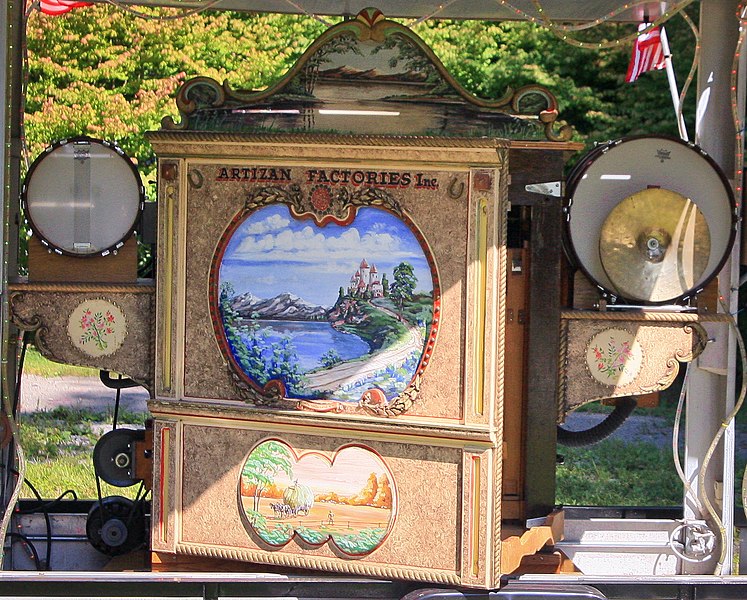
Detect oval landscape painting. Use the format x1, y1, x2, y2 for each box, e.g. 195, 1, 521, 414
215, 203, 436, 405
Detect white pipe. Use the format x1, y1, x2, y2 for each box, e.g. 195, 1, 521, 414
660, 26, 689, 141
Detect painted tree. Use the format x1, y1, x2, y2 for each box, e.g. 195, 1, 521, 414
354, 472, 379, 506
389, 262, 418, 318
320, 348, 342, 368
241, 441, 294, 520
373, 475, 393, 509
219, 282, 267, 382
266, 335, 306, 396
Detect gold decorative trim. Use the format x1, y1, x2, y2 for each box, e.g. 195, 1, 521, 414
174, 542, 462, 585
162, 181, 176, 392
244, 183, 405, 226
160, 427, 171, 544
218, 185, 430, 418
147, 401, 498, 448
473, 197, 488, 416
9, 292, 56, 360
161, 10, 572, 142
492, 158, 509, 585
470, 455, 482, 577
8, 281, 154, 294
559, 319, 709, 417
557, 320, 570, 423
149, 131, 522, 149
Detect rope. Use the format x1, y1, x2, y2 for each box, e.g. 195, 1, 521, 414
8, 282, 154, 294
560, 310, 731, 322
101, 0, 223, 21
177, 542, 463, 584
529, 0, 696, 49
695, 300, 747, 575
492, 156, 509, 583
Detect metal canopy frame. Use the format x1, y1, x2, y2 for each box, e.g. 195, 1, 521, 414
1, 0, 746, 583
87, 0, 673, 21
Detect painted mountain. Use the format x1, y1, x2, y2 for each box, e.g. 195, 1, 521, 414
231, 292, 328, 321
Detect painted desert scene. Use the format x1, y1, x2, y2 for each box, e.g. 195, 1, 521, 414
217, 204, 434, 405
239, 440, 395, 555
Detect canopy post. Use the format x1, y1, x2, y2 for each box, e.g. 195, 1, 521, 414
684, 0, 743, 576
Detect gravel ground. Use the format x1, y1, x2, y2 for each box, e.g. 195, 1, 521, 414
563, 411, 747, 459
19, 374, 149, 414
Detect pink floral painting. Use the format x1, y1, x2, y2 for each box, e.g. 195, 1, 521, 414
79, 308, 116, 351
68, 299, 127, 357
585, 328, 643, 387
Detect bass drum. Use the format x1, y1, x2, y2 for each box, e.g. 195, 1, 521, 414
564, 135, 736, 304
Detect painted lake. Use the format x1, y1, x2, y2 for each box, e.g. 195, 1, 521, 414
241, 319, 371, 372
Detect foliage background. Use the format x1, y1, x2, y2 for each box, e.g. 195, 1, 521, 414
24, 4, 700, 166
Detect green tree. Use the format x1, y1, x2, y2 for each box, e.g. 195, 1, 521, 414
266, 336, 306, 396
320, 348, 342, 368
410, 12, 699, 150
24, 6, 328, 163
24, 6, 699, 164
389, 262, 418, 318
219, 283, 268, 381
241, 440, 294, 519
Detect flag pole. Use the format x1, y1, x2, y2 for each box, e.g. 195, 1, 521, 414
659, 25, 689, 141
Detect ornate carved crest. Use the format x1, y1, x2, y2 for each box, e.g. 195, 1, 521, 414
163, 9, 571, 142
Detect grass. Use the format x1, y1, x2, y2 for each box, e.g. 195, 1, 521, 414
23, 346, 98, 378
557, 438, 747, 509
15, 350, 747, 510
557, 440, 683, 506
6, 345, 147, 499
23, 457, 140, 500
16, 407, 148, 500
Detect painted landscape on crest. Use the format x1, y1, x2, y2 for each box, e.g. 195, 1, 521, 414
239, 440, 395, 555
217, 204, 434, 404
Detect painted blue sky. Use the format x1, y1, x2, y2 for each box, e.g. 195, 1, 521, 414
219, 204, 433, 307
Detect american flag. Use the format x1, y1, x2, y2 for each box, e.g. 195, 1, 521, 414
38, 0, 93, 15
625, 26, 666, 83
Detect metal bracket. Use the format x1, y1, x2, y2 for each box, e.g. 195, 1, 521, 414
525, 181, 562, 197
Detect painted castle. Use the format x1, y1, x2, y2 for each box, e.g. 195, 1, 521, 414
348, 259, 385, 298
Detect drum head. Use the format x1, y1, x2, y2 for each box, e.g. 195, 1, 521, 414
22, 137, 143, 257
565, 135, 735, 304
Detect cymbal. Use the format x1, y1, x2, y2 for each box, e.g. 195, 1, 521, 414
599, 188, 711, 303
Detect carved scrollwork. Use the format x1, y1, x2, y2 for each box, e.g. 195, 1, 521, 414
359, 374, 421, 417
162, 76, 226, 130
159, 11, 574, 142
244, 184, 403, 226
559, 317, 709, 420
218, 184, 426, 417
9, 292, 58, 361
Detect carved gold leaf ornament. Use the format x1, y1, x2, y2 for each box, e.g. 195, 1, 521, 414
162, 10, 571, 142
584, 328, 644, 387
67, 299, 127, 358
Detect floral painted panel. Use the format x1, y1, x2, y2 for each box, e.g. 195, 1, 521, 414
67, 299, 127, 357
239, 439, 396, 556
584, 327, 644, 387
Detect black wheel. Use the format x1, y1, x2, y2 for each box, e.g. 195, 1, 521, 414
86, 495, 146, 556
